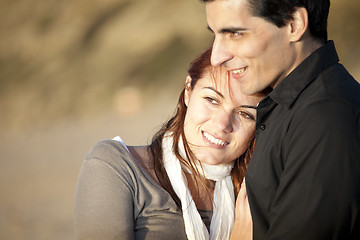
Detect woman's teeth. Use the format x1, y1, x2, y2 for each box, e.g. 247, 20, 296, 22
203, 131, 228, 146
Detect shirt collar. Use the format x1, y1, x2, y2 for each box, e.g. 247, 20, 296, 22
269, 40, 339, 108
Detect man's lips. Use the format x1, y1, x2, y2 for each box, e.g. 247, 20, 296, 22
230, 67, 247, 79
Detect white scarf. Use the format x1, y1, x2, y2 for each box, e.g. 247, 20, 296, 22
162, 134, 235, 240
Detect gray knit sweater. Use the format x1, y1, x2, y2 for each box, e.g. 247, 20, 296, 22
74, 139, 211, 240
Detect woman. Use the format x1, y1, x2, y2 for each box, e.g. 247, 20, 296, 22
74, 48, 269, 240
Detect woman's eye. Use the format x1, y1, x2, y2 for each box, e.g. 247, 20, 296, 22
204, 97, 219, 105
237, 110, 255, 121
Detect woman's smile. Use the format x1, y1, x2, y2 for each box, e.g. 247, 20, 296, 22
183, 65, 262, 165
202, 130, 229, 148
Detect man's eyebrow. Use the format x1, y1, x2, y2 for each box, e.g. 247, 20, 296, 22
203, 87, 224, 98
219, 27, 247, 34
207, 25, 247, 34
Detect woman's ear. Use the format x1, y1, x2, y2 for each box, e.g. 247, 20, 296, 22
184, 76, 192, 107
288, 7, 308, 42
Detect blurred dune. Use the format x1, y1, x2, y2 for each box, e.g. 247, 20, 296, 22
0, 0, 359, 239
0, 0, 212, 130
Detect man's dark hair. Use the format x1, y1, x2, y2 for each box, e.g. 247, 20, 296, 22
201, 0, 330, 43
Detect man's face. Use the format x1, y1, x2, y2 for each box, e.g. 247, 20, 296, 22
206, 0, 296, 95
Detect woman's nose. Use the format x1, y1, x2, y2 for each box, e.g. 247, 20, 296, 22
214, 109, 234, 133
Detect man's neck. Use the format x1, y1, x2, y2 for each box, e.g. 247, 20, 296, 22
296, 36, 323, 65
272, 36, 324, 89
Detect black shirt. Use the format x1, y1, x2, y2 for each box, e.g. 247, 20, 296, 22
246, 41, 360, 240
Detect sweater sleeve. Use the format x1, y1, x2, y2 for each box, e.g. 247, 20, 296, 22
74, 140, 136, 240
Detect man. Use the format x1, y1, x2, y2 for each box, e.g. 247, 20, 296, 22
202, 0, 360, 239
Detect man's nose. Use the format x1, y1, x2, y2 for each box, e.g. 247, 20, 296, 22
211, 37, 233, 67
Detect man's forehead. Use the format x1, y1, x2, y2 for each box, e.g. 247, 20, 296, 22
205, 0, 257, 27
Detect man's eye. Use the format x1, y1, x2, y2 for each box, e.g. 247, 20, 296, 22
231, 31, 243, 38
225, 31, 242, 39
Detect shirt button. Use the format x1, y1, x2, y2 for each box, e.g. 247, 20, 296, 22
260, 124, 266, 130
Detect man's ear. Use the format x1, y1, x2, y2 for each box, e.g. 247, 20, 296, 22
184, 76, 192, 107
288, 7, 308, 42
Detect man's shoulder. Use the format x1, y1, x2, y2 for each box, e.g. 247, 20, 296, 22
299, 63, 360, 110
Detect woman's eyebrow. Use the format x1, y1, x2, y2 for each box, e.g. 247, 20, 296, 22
203, 87, 224, 98
203, 87, 258, 109
239, 105, 257, 109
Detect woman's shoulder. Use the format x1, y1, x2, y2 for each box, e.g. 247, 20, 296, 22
84, 138, 159, 185
85, 139, 138, 176
86, 138, 128, 159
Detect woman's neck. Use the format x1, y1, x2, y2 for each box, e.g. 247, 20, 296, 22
129, 145, 215, 211
185, 171, 215, 211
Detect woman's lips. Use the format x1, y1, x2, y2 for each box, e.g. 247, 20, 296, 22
202, 131, 229, 148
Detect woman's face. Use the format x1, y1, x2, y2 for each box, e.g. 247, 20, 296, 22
183, 67, 264, 165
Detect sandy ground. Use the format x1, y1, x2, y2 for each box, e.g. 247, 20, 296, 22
0, 92, 177, 240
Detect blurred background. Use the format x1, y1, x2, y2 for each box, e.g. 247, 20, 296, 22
0, 0, 359, 239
